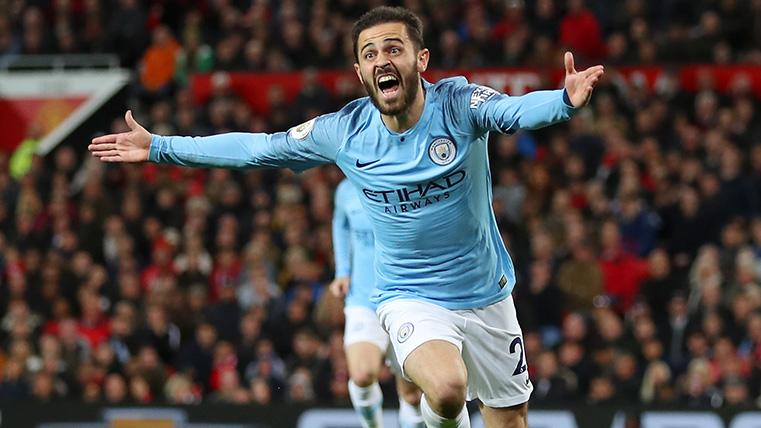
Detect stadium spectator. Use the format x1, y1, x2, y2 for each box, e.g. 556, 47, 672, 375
107, 0, 148, 67
559, 0, 605, 60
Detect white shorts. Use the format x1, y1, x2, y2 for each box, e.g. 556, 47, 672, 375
377, 296, 533, 408
343, 305, 390, 352
343, 305, 403, 374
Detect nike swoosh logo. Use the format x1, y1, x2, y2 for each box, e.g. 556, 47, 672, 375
355, 159, 380, 168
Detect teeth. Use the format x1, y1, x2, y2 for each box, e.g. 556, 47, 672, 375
378, 75, 397, 83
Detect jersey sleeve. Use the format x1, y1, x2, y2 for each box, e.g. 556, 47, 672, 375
331, 182, 352, 278
447, 79, 579, 136
148, 112, 345, 172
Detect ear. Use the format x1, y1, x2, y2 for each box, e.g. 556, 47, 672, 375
417, 48, 430, 73
354, 63, 364, 85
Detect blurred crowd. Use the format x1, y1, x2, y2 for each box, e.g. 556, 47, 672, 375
0, 0, 761, 411
2, 0, 761, 76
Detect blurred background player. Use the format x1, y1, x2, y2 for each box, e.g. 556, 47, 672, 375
330, 178, 423, 428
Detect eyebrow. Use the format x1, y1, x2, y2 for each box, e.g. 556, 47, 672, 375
360, 37, 404, 53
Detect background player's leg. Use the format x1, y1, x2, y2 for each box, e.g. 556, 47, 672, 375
396, 376, 424, 428
347, 341, 385, 428
405, 340, 470, 428
478, 402, 527, 428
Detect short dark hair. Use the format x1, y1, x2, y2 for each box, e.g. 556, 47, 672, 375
351, 6, 424, 62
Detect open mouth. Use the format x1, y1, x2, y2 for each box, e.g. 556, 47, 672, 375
377, 74, 400, 98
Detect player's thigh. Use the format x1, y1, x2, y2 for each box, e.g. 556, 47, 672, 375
344, 306, 389, 384
404, 339, 467, 399
377, 300, 466, 392
478, 402, 528, 428
461, 296, 532, 407
395, 375, 422, 406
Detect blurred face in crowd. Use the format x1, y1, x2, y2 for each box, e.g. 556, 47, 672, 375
648, 249, 670, 278
240, 314, 261, 341
562, 312, 587, 341
687, 332, 709, 358
354, 22, 429, 116
32, 373, 54, 400
597, 310, 623, 342
600, 220, 621, 251
642, 339, 663, 361
614, 353, 637, 380
589, 376, 615, 401
293, 331, 319, 359
130, 377, 151, 402
147, 305, 167, 332
724, 380, 749, 405
558, 341, 584, 366
669, 295, 688, 319
535, 351, 558, 379
104, 374, 127, 403
633, 315, 656, 341
197, 324, 217, 349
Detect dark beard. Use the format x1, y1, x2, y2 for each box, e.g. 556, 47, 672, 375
363, 72, 420, 116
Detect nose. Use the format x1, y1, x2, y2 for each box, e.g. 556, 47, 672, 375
375, 49, 390, 63
375, 59, 393, 74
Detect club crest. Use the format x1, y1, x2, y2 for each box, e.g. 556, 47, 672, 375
397, 322, 414, 343
428, 138, 456, 166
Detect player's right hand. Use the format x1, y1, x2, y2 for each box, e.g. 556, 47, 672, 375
329, 276, 351, 298
88, 110, 152, 162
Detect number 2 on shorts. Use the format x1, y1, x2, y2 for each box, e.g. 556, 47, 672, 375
509, 336, 527, 375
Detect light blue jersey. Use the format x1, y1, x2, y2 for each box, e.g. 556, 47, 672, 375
149, 77, 578, 310
333, 179, 376, 310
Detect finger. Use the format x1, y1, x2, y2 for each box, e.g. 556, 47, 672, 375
88, 143, 117, 152
576, 72, 602, 91
584, 70, 604, 87
582, 74, 600, 88
99, 155, 124, 162
91, 134, 119, 144
577, 65, 604, 79
583, 65, 604, 73
125, 110, 140, 131
564, 51, 575, 75
92, 150, 121, 158
588, 67, 605, 78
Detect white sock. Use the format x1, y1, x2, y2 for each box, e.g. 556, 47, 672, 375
399, 398, 425, 428
420, 393, 470, 428
348, 380, 384, 428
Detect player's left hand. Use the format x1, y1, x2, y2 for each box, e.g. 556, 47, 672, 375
329, 276, 351, 298
563, 51, 605, 108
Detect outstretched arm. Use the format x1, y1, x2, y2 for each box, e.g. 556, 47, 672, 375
460, 52, 604, 134
89, 112, 341, 172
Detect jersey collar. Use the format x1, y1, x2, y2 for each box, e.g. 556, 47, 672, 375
378, 78, 435, 138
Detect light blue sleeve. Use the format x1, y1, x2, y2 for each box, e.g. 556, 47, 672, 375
148, 113, 344, 172
448, 80, 578, 135
332, 182, 352, 278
